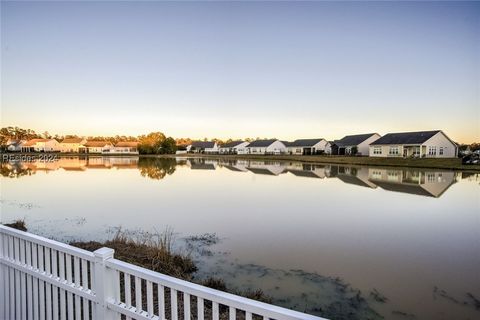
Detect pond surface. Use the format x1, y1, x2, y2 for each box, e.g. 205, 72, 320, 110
1, 156, 479, 320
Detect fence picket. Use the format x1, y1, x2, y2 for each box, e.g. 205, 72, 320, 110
59, 252, 67, 320
158, 284, 165, 320
66, 254, 74, 320
135, 276, 142, 314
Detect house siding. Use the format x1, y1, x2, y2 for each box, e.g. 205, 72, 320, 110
357, 134, 381, 155
287, 140, 330, 155
247, 141, 286, 155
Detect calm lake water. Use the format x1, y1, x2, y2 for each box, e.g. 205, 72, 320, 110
1, 156, 479, 320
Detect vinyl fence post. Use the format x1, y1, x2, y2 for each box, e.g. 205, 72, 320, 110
94, 247, 116, 320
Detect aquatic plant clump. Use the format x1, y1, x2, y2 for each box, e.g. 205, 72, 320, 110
71, 227, 197, 280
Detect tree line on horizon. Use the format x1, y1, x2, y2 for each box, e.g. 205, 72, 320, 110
0, 126, 277, 155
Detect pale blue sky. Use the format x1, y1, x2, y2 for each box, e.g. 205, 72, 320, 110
1, 1, 479, 142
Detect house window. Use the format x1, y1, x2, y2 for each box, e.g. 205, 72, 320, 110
387, 170, 399, 181
439, 147, 444, 155
427, 173, 436, 183
413, 147, 420, 156
373, 147, 382, 155
428, 146, 437, 156
389, 146, 399, 155
371, 170, 382, 179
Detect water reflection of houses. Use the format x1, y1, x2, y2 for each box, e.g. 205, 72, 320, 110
287, 163, 327, 179
85, 157, 113, 169
187, 159, 217, 170
246, 160, 287, 176
110, 157, 139, 169
24, 161, 61, 172
217, 159, 249, 172
368, 168, 456, 197
326, 165, 378, 188
58, 157, 88, 171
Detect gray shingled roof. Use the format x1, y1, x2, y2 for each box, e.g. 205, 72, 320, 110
370, 130, 441, 145
288, 139, 325, 147
335, 134, 378, 147
191, 141, 216, 148
247, 139, 279, 148
221, 141, 245, 148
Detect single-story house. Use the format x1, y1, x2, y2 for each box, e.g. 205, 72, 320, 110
369, 130, 457, 158
287, 138, 331, 155
60, 138, 87, 153
334, 133, 381, 155
112, 141, 139, 154
219, 141, 250, 154
21, 139, 60, 152
188, 141, 219, 154
245, 139, 287, 155
79, 141, 114, 154
6, 139, 25, 152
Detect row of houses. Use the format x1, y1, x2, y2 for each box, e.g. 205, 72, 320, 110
5, 138, 139, 154
187, 130, 458, 158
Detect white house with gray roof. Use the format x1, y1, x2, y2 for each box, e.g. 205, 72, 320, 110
334, 133, 381, 155
245, 139, 287, 155
187, 141, 219, 154
369, 130, 457, 158
287, 138, 331, 155
219, 141, 249, 154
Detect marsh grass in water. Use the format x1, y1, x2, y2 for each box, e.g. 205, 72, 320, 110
4, 218, 27, 231
71, 227, 197, 280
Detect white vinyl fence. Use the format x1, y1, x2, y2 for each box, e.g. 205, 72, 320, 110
0, 225, 325, 320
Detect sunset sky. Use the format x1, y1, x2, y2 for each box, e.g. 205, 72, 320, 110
1, 1, 479, 143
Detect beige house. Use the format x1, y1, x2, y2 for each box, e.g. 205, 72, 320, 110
369, 130, 457, 158
21, 139, 60, 152
60, 138, 87, 153
79, 141, 114, 154
113, 142, 139, 154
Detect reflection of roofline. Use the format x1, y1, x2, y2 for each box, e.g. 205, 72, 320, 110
337, 174, 376, 188
370, 179, 455, 198
190, 164, 216, 170
62, 167, 86, 171
288, 170, 321, 178
224, 165, 247, 172
371, 180, 435, 197
247, 167, 278, 175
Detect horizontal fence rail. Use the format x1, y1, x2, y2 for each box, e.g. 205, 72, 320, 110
0, 225, 326, 320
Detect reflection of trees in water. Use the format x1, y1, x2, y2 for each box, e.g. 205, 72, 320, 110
0, 163, 36, 178
138, 158, 177, 180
